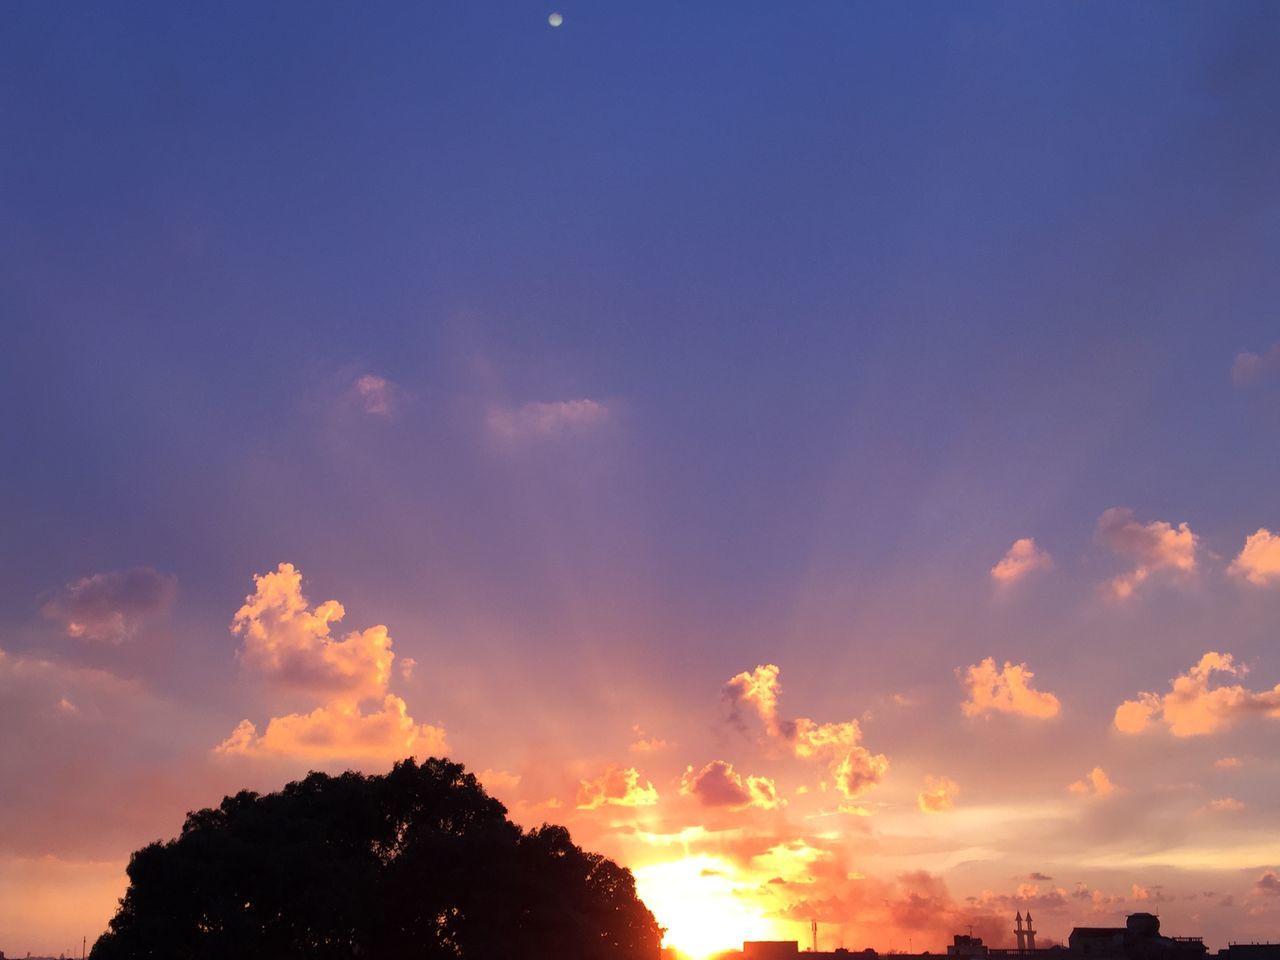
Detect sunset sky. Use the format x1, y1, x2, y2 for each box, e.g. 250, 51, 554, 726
3, 2, 1280, 956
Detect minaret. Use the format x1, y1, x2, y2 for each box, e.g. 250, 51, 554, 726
1015, 912, 1026, 952
1025, 913, 1036, 952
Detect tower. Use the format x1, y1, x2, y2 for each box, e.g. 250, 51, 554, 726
1025, 913, 1036, 952
1015, 912, 1026, 952
812, 920, 818, 953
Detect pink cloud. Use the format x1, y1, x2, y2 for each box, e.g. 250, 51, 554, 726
961, 658, 1061, 719
220, 564, 442, 765
351, 373, 399, 416
1114, 652, 1280, 736
1068, 767, 1117, 798
215, 695, 446, 763
680, 761, 784, 810
1095, 507, 1198, 598
231, 562, 394, 701
41, 568, 176, 643
1229, 528, 1280, 586
918, 776, 959, 814
724, 664, 888, 799
991, 538, 1053, 586
1232, 344, 1280, 386
486, 398, 610, 443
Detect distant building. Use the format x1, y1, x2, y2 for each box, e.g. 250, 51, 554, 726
717, 913, 1272, 960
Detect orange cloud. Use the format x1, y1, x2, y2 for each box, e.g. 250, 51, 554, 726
1215, 756, 1243, 770
724, 664, 888, 799
680, 761, 784, 810
576, 765, 659, 809
231, 562, 394, 701
918, 776, 959, 814
1096, 507, 1198, 598
215, 695, 446, 762
219, 564, 440, 764
991, 538, 1053, 585
1229, 528, 1280, 586
1068, 767, 1116, 797
961, 658, 1060, 719
630, 725, 670, 754
1113, 652, 1280, 736
41, 567, 176, 643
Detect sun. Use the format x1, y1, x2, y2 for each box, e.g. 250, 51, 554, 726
633, 855, 782, 960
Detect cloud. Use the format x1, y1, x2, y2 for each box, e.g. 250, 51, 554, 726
960, 658, 1061, 719
680, 761, 784, 810
398, 656, 417, 681
41, 568, 176, 643
1069, 767, 1117, 798
630, 727, 670, 754
486, 398, 610, 443
1095, 508, 1198, 598
220, 564, 442, 765
576, 765, 659, 810
1229, 528, 1280, 586
215, 695, 446, 762
991, 538, 1053, 586
478, 769, 522, 792
1255, 871, 1280, 897
724, 664, 889, 799
918, 776, 959, 814
231, 562, 394, 701
1232, 344, 1280, 386
1113, 652, 1280, 736
1203, 797, 1245, 814
351, 373, 399, 416
1214, 756, 1243, 770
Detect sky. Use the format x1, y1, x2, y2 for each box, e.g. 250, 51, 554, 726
2, 1, 1280, 956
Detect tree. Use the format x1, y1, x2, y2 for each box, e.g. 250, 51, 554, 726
91, 758, 661, 960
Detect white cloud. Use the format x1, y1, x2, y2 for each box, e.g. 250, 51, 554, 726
991, 538, 1053, 586
1095, 507, 1199, 598
41, 568, 176, 643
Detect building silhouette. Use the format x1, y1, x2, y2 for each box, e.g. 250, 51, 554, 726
711, 913, 1279, 960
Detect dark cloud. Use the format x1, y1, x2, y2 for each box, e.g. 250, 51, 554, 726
42, 568, 176, 643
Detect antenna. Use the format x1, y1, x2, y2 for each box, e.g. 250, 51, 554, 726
812, 920, 819, 953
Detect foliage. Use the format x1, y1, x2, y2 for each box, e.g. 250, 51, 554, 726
90, 758, 661, 960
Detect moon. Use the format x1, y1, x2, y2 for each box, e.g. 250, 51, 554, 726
548, 12, 563, 27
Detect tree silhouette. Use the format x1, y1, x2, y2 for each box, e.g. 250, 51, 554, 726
90, 758, 661, 960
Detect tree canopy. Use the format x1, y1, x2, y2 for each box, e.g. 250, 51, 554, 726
91, 758, 662, 960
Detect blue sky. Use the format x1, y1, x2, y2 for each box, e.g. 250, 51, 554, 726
2, 2, 1280, 955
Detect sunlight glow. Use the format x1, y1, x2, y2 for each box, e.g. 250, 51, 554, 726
633, 855, 780, 960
